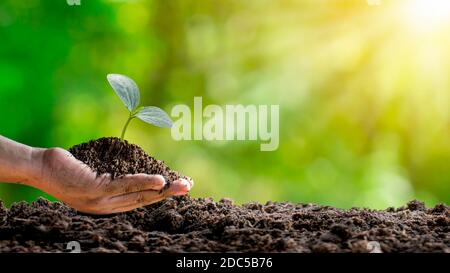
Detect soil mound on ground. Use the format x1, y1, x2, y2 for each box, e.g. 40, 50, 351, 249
0, 198, 448, 253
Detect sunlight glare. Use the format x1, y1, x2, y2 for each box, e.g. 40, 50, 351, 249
402, 0, 450, 32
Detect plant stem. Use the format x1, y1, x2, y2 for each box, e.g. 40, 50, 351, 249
121, 115, 134, 139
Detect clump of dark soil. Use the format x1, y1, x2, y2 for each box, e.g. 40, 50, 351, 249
0, 198, 448, 253
68, 137, 183, 183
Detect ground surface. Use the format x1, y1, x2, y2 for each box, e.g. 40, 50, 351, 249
2, 138, 448, 252
0, 197, 448, 253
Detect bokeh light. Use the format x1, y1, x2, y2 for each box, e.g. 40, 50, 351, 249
0, 0, 448, 209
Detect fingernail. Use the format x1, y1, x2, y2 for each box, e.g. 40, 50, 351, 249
180, 179, 191, 191
155, 175, 166, 185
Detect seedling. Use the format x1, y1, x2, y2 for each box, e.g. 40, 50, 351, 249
107, 74, 173, 139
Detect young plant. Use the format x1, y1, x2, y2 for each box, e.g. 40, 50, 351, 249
107, 74, 173, 139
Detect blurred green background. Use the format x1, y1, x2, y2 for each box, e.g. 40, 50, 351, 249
0, 0, 449, 209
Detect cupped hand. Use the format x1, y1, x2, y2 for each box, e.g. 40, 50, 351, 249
29, 147, 193, 214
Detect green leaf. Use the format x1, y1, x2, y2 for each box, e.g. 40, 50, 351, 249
107, 74, 140, 112
136, 106, 173, 128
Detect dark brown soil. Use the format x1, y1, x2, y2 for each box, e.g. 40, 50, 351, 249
1, 138, 448, 252
0, 198, 448, 253
68, 137, 183, 183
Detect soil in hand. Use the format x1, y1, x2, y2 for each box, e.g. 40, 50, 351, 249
0, 198, 448, 253
68, 137, 183, 183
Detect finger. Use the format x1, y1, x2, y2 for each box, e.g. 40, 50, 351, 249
185, 177, 194, 189
105, 174, 166, 195
108, 178, 188, 208
109, 196, 166, 214
106, 189, 165, 213
103, 178, 192, 213
162, 178, 192, 196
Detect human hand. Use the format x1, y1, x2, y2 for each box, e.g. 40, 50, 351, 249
28, 147, 193, 214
